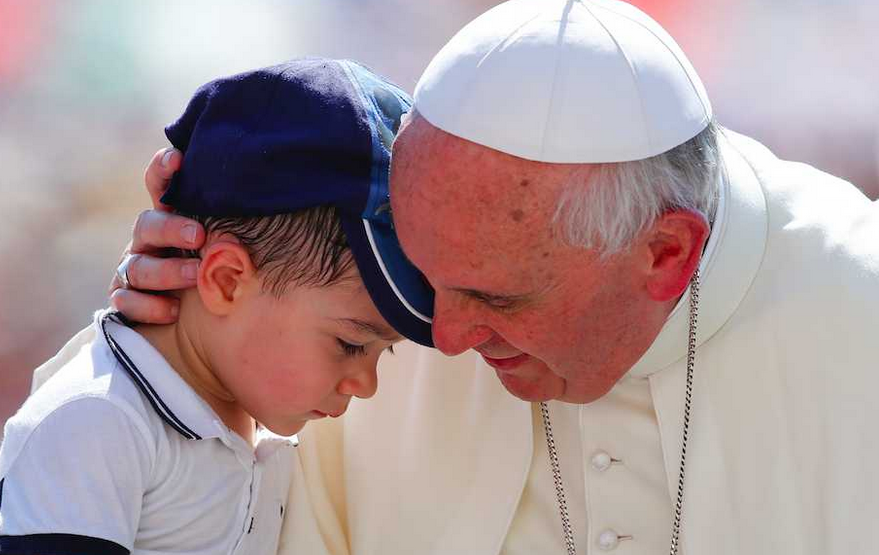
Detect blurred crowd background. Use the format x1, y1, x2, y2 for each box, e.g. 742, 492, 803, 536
2, 0, 878, 433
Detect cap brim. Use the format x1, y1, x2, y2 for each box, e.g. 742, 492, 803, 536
341, 214, 434, 347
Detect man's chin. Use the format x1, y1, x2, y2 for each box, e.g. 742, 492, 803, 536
492, 359, 614, 404
495, 368, 565, 402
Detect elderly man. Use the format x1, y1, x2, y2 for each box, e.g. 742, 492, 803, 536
31, 0, 879, 553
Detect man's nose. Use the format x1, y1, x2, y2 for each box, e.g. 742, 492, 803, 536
338, 363, 379, 400
431, 298, 494, 356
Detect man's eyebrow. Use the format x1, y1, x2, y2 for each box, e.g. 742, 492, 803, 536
336, 318, 403, 341
451, 288, 529, 305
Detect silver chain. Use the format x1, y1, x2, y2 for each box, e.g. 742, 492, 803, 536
539, 401, 577, 555
669, 267, 700, 555
540, 268, 701, 555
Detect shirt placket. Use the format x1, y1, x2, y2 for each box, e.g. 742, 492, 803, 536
578, 378, 671, 554
212, 423, 261, 555
232, 436, 294, 554
232, 459, 264, 554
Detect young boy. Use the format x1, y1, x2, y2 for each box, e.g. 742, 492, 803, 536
0, 58, 434, 555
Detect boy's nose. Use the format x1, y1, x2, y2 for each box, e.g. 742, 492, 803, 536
338, 363, 379, 400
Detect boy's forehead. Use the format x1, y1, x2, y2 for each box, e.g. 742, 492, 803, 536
328, 266, 367, 292
322, 275, 403, 341
335, 316, 402, 342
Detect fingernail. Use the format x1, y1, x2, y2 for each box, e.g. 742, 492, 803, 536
182, 224, 198, 244
182, 261, 199, 282
161, 148, 175, 167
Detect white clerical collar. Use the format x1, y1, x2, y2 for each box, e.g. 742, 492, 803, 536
625, 131, 769, 379
660, 158, 728, 325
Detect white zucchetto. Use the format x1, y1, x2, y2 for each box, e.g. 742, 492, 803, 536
413, 0, 713, 163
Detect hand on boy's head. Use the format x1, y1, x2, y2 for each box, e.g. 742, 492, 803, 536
146, 146, 183, 211
108, 148, 206, 324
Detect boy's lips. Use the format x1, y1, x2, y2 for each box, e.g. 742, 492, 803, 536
481, 352, 531, 371
311, 409, 346, 419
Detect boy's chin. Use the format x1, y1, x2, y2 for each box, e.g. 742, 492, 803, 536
261, 419, 306, 438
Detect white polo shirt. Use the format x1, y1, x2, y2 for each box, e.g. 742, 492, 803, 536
0, 312, 298, 555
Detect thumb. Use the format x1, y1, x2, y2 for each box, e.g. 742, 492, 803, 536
144, 147, 183, 211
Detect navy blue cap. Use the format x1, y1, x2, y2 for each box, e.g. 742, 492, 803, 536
162, 59, 434, 347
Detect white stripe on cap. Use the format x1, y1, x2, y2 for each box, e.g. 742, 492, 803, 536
363, 219, 433, 324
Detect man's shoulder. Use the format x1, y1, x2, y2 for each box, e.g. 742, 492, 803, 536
722, 128, 878, 268
715, 130, 879, 342
723, 129, 874, 216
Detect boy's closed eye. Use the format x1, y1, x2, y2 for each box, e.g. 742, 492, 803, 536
336, 337, 396, 357
337, 338, 368, 357
334, 317, 402, 356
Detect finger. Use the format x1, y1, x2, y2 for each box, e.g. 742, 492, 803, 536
108, 243, 134, 294
144, 147, 183, 211
109, 272, 123, 296
110, 288, 181, 325
108, 257, 145, 296
124, 253, 200, 291
131, 209, 205, 252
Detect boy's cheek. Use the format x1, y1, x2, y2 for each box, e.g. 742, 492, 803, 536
252, 366, 336, 413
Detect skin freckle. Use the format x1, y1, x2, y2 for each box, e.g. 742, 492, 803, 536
520, 179, 530, 188
468, 258, 485, 270
510, 209, 525, 222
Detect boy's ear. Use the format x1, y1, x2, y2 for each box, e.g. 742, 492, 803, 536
197, 240, 258, 316
640, 209, 709, 302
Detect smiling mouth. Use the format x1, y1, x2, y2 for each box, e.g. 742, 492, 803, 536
481, 352, 531, 371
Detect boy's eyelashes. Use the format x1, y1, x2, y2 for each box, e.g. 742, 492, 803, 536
335, 338, 396, 357
337, 338, 368, 357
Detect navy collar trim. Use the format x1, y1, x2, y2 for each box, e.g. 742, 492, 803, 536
100, 312, 202, 440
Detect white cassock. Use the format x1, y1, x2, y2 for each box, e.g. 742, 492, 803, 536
276, 130, 879, 555
32, 132, 879, 554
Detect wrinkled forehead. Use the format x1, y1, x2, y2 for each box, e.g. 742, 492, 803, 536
390, 118, 595, 273
394, 118, 588, 242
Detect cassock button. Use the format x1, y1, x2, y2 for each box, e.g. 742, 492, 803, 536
597, 529, 620, 551
591, 451, 613, 472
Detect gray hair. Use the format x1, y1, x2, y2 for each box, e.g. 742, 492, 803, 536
553, 121, 722, 256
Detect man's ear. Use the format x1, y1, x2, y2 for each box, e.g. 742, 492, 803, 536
641, 209, 709, 302
197, 240, 258, 316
